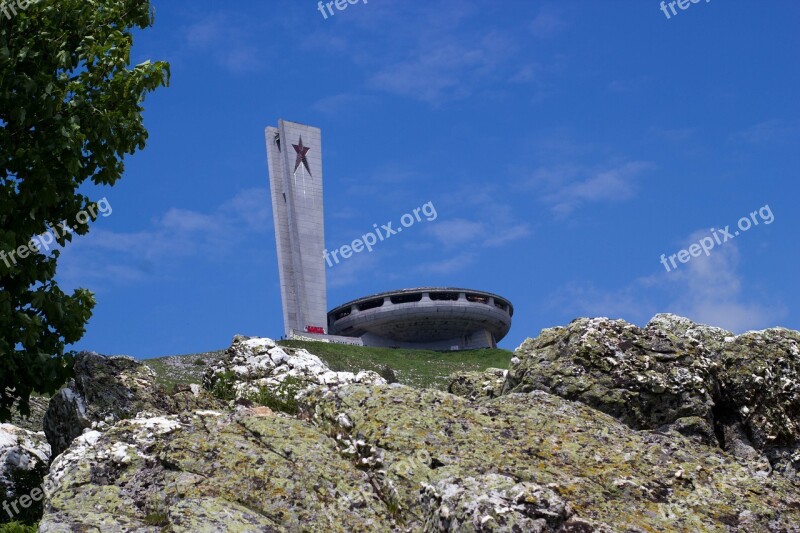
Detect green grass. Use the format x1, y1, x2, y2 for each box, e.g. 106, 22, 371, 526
278, 341, 513, 390
246, 376, 302, 414
0, 523, 38, 533
143, 350, 226, 391
143, 342, 514, 392
143, 512, 169, 527
208, 370, 237, 402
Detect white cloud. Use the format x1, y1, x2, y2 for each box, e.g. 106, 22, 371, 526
416, 252, 477, 275
181, 14, 264, 73
427, 219, 487, 248
657, 231, 780, 332
529, 161, 653, 217
327, 252, 382, 289
487, 224, 531, 247
368, 34, 512, 104
305, 0, 558, 105
530, 6, 567, 38
731, 119, 796, 145
552, 230, 785, 333
56, 188, 272, 290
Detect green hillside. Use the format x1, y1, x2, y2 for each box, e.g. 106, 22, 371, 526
143, 341, 514, 391
278, 340, 514, 390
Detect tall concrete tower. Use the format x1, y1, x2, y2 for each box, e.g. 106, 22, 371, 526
265, 119, 327, 337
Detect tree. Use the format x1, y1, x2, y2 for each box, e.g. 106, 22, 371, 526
0, 0, 169, 421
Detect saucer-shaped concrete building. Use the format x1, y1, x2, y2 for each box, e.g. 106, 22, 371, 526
328, 288, 513, 350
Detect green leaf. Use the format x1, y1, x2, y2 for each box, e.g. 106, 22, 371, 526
0, 0, 168, 422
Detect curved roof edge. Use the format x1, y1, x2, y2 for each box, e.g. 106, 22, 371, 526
329, 287, 514, 315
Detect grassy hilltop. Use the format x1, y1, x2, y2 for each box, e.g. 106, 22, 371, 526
144, 340, 514, 391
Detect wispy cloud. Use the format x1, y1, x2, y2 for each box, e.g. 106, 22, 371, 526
181, 13, 265, 73
57, 188, 272, 290
338, 164, 423, 200
524, 161, 654, 217
416, 252, 477, 275
529, 6, 567, 38
426, 218, 531, 251
326, 173, 531, 282
367, 31, 515, 104
427, 219, 487, 248
731, 119, 797, 145
431, 186, 532, 245
327, 252, 382, 289
654, 230, 782, 332
552, 230, 785, 333
488, 224, 531, 247
304, 0, 568, 105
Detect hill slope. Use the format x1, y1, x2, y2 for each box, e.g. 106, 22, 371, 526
143, 341, 514, 391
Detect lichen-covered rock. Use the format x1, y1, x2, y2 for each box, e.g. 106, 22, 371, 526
44, 352, 220, 459
34, 318, 800, 531
716, 327, 800, 478
503, 315, 800, 481
447, 368, 507, 401
0, 424, 50, 524
503, 316, 719, 444
305, 384, 800, 531
419, 474, 571, 532
203, 335, 386, 404
647, 313, 734, 350
8, 395, 49, 433
38, 410, 396, 532
43, 352, 163, 460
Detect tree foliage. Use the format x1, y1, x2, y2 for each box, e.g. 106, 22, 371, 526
0, 0, 169, 420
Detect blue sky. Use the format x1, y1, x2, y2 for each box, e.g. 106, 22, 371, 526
62, 0, 800, 357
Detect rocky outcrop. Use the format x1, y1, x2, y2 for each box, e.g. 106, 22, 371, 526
39, 410, 394, 531
0, 424, 50, 525
43, 352, 220, 460
504, 314, 800, 480
8, 396, 49, 434
306, 383, 800, 531
38, 379, 800, 531
33, 320, 800, 531
716, 327, 800, 477
202, 335, 386, 406
447, 368, 507, 401
503, 315, 719, 443
420, 474, 576, 532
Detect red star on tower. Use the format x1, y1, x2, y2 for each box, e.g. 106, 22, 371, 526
292, 136, 312, 175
